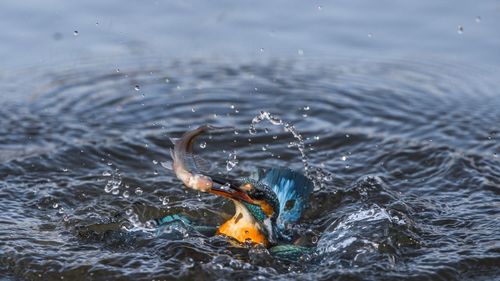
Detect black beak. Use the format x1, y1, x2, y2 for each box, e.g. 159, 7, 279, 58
208, 175, 254, 204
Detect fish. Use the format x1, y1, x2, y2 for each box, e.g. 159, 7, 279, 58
170, 125, 255, 204
170, 125, 216, 192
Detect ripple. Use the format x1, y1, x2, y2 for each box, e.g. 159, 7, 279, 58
0, 57, 499, 280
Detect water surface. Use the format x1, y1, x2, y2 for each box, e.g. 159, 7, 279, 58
0, 1, 499, 281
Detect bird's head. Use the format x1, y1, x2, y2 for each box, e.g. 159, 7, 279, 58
209, 177, 280, 246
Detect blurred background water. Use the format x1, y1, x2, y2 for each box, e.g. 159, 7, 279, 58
0, 1, 499, 281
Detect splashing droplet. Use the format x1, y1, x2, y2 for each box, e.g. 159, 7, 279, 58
135, 187, 143, 195
134, 85, 140, 91
152, 160, 158, 165
191, 108, 196, 112
122, 191, 130, 198
249, 111, 321, 187
73, 30, 79, 36
226, 160, 237, 171
52, 203, 59, 209
342, 156, 347, 161
199, 141, 207, 149
323, 175, 333, 182
457, 25, 464, 34
162, 197, 170, 205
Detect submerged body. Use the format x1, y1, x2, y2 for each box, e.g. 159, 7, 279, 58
168, 125, 314, 250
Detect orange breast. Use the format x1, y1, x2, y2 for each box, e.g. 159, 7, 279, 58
217, 217, 269, 247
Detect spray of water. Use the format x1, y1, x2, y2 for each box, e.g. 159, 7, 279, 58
248, 111, 333, 190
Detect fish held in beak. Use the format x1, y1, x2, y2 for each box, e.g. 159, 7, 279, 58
170, 125, 233, 192
209, 177, 255, 204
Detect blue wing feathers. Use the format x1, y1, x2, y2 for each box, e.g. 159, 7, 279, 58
260, 168, 313, 229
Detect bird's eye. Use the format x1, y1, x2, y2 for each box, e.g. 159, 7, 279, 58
284, 199, 295, 211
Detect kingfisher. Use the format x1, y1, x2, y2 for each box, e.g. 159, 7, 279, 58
161, 125, 314, 258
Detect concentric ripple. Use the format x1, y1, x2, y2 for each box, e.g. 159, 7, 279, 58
0, 58, 499, 280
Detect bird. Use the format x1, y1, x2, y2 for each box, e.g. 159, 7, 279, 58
160, 125, 315, 258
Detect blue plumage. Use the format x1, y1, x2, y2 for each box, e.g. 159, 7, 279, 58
260, 168, 314, 230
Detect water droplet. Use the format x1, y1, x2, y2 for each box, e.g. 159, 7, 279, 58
199, 141, 207, 149
342, 156, 347, 161
345, 134, 350, 138
272, 135, 278, 140
112, 189, 119, 195
311, 235, 318, 243
303, 106, 310, 111
191, 107, 196, 112
475, 16, 481, 23
152, 160, 158, 165
298, 49, 304, 56
162, 197, 170, 205
249, 127, 257, 135
317, 5, 323, 11
116, 68, 120, 73
52, 203, 59, 209
73, 30, 79, 36
134, 85, 140, 91
230, 104, 235, 109
262, 146, 267, 151
234, 130, 239, 135
135, 187, 143, 195
62, 168, 68, 172
122, 191, 130, 198
102, 171, 111, 177
368, 33, 373, 38
457, 25, 464, 34
259, 48, 264, 52
314, 136, 320, 140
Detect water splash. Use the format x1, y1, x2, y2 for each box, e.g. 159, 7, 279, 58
226, 151, 239, 171
104, 170, 121, 194
248, 111, 332, 190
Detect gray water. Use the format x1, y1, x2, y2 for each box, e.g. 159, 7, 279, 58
0, 1, 499, 281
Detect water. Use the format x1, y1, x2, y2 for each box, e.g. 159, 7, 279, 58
1, 1, 500, 281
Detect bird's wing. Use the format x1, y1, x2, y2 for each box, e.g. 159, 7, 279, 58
260, 168, 313, 229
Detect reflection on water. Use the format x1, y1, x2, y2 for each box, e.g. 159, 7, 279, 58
0, 58, 498, 280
